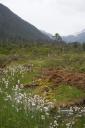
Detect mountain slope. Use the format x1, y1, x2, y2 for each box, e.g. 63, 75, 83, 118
41, 30, 54, 40
62, 29, 85, 43
0, 4, 50, 42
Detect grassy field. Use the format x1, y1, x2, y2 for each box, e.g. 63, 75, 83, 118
0, 43, 85, 128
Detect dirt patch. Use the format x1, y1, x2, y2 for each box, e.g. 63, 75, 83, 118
22, 68, 85, 107
41, 68, 85, 90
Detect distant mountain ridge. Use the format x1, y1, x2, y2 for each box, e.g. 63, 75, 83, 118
0, 4, 51, 42
62, 29, 85, 43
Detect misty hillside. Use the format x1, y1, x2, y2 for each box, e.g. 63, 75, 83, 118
0, 4, 50, 42
41, 30, 54, 40
62, 29, 85, 43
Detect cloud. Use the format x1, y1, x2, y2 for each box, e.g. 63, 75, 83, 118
55, 0, 85, 12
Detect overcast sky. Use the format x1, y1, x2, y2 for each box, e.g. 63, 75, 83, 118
0, 0, 85, 36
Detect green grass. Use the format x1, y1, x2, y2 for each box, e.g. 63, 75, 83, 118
0, 99, 52, 128
1, 43, 85, 72
0, 43, 85, 127
53, 85, 85, 104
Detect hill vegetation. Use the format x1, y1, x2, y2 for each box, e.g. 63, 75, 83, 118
0, 4, 51, 42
